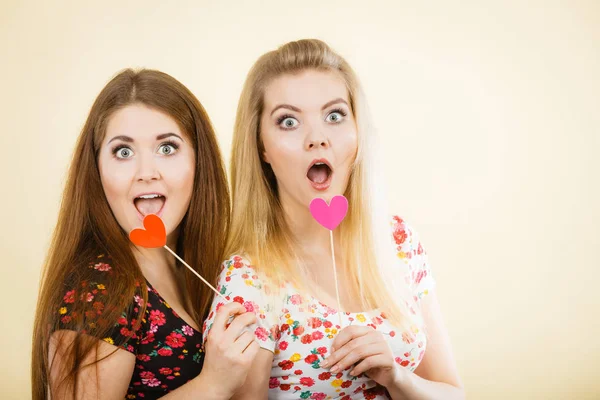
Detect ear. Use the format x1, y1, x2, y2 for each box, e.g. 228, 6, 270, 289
262, 150, 271, 164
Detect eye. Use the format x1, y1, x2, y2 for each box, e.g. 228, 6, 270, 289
278, 115, 299, 130
326, 110, 346, 123
158, 143, 178, 155
115, 146, 134, 159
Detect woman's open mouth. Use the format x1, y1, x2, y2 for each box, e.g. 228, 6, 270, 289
306, 159, 333, 191
133, 193, 166, 218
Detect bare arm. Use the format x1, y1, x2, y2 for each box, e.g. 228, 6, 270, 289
230, 348, 274, 400
49, 302, 259, 400
387, 291, 464, 400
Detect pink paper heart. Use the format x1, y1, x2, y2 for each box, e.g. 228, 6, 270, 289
309, 195, 348, 231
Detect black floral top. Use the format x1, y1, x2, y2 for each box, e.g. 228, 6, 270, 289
57, 255, 204, 399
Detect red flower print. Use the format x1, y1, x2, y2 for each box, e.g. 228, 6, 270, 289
393, 227, 407, 246
400, 360, 410, 367
279, 341, 289, 350
233, 256, 242, 262
289, 294, 303, 305
341, 380, 352, 388
311, 331, 324, 340
144, 378, 161, 387
166, 332, 186, 348
157, 348, 173, 357
120, 327, 131, 337
294, 386, 301, 391
278, 360, 294, 370
63, 290, 75, 304
254, 327, 268, 341
311, 393, 327, 400
293, 326, 305, 336
118, 317, 128, 325
389, 331, 396, 337
182, 325, 194, 336
317, 347, 327, 356
136, 354, 151, 362
323, 321, 333, 329
233, 260, 244, 268
372, 317, 383, 325
300, 377, 315, 387
280, 323, 289, 332
141, 332, 155, 344
233, 296, 244, 304
280, 384, 291, 391
269, 377, 280, 389
243, 301, 259, 313
308, 317, 322, 328
215, 302, 225, 311
85, 310, 96, 320
61, 315, 72, 324
94, 262, 111, 271
404, 352, 411, 357
318, 372, 331, 380
92, 301, 104, 312
301, 334, 313, 344
294, 369, 303, 375
140, 371, 155, 380
225, 276, 231, 282
159, 368, 172, 375
149, 310, 166, 326
305, 354, 318, 364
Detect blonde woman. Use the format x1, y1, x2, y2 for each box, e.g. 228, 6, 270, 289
203, 40, 464, 399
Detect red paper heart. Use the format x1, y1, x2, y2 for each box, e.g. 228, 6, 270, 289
129, 214, 167, 248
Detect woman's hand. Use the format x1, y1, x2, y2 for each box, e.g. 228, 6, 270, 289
321, 325, 405, 389
200, 302, 260, 399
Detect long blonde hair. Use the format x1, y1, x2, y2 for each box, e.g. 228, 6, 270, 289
228, 39, 417, 329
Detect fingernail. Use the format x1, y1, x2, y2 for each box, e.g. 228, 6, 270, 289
321, 360, 329, 367
330, 366, 339, 373
348, 369, 355, 376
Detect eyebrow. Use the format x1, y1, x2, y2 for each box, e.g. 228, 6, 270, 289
269, 98, 349, 116
107, 132, 184, 145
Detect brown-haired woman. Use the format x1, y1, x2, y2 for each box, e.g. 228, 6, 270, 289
31, 69, 259, 399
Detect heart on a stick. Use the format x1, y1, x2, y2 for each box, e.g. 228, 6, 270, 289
129, 214, 167, 248
309, 195, 348, 231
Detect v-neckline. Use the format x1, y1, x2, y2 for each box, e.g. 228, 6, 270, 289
144, 279, 202, 334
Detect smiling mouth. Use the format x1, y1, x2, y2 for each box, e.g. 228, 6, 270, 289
307, 161, 333, 190
133, 194, 166, 216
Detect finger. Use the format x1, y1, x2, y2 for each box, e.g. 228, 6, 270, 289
330, 325, 373, 353
329, 342, 386, 373
349, 354, 393, 377
322, 331, 380, 369
242, 339, 260, 360
222, 312, 257, 343
229, 330, 255, 354
211, 302, 247, 335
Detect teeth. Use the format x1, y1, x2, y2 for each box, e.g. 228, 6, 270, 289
315, 162, 325, 166
138, 194, 162, 199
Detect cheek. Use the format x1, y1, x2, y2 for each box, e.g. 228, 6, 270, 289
98, 160, 132, 206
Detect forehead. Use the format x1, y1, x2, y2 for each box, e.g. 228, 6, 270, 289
105, 104, 182, 138
263, 69, 349, 111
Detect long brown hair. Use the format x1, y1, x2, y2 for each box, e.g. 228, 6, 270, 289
31, 69, 230, 399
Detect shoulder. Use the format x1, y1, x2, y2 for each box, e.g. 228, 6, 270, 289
390, 216, 426, 257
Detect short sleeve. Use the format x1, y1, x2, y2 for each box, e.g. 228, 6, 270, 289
56, 258, 142, 354
202, 255, 279, 353
391, 216, 436, 301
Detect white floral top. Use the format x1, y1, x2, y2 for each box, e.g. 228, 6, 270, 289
202, 217, 435, 399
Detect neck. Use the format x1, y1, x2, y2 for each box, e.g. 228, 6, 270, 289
280, 193, 340, 264
132, 232, 179, 283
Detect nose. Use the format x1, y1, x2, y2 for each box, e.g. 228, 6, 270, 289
305, 127, 330, 150
135, 154, 160, 182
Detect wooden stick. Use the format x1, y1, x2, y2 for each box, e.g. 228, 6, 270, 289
163, 245, 227, 301
329, 231, 343, 328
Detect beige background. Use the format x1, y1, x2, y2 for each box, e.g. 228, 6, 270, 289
1, 1, 599, 398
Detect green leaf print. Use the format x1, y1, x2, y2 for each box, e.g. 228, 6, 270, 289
300, 391, 311, 399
